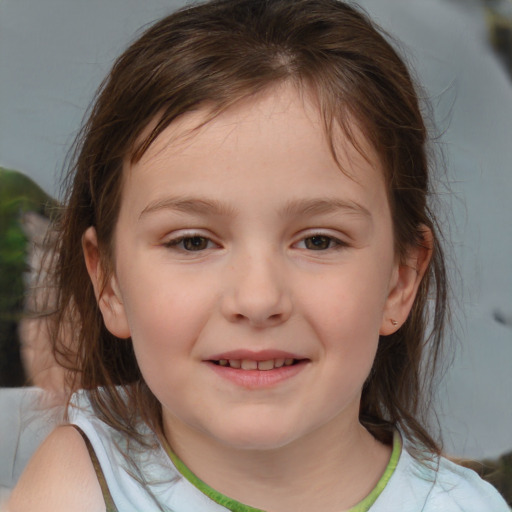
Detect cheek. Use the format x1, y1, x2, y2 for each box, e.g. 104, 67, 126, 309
301, 268, 390, 338
118, 275, 216, 370
296, 263, 389, 380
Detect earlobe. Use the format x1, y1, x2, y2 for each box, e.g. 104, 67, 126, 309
82, 227, 131, 339
379, 227, 433, 335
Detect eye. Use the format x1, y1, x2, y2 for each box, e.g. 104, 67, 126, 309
164, 235, 215, 251
298, 234, 344, 251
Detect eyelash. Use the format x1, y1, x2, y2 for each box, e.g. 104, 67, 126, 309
163, 233, 346, 252
295, 234, 346, 251
163, 235, 217, 252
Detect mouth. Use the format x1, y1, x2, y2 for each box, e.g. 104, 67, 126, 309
210, 358, 304, 371
206, 353, 309, 388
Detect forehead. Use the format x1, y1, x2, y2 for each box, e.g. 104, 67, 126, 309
122, 85, 387, 216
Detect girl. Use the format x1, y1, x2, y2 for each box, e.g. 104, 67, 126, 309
8, 0, 509, 510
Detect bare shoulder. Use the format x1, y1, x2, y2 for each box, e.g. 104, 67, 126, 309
6, 425, 105, 512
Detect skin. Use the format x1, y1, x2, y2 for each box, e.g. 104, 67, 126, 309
6, 426, 105, 511
8, 85, 430, 512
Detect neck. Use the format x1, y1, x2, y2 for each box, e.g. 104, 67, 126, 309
163, 416, 392, 512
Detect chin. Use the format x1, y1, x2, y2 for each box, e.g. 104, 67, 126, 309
211, 422, 304, 452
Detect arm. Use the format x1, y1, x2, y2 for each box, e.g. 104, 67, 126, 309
6, 426, 105, 512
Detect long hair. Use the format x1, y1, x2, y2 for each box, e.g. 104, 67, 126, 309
49, 0, 449, 454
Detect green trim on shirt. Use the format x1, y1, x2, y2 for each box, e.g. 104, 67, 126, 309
163, 438, 264, 512
162, 431, 401, 512
347, 430, 401, 512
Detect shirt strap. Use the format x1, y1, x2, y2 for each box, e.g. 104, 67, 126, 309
70, 424, 119, 512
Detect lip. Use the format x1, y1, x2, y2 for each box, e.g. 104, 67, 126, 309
205, 355, 309, 389
207, 349, 303, 361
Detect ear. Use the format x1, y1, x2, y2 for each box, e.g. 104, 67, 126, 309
379, 227, 433, 335
82, 226, 131, 339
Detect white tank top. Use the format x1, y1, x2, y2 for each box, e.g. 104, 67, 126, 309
68, 389, 509, 512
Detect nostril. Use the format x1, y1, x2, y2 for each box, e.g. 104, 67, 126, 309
221, 285, 292, 327
230, 312, 284, 326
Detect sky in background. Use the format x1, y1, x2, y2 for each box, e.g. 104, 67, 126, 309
1, 0, 511, 458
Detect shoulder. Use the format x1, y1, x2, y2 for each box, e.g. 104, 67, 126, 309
6, 426, 105, 512
383, 446, 510, 512
426, 456, 510, 511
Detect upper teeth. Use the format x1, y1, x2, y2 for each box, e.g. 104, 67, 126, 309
217, 358, 295, 370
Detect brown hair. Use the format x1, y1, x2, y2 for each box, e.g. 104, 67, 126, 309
50, 0, 449, 454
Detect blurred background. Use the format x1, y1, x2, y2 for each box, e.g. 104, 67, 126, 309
0, 0, 511, 501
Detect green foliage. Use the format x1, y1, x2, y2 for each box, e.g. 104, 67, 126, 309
0, 167, 56, 386
0, 168, 54, 315
0, 166, 55, 215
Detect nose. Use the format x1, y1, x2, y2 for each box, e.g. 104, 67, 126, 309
221, 249, 292, 328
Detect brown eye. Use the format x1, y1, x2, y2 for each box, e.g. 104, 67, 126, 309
304, 235, 333, 250
182, 236, 209, 251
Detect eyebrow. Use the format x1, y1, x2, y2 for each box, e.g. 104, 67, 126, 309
139, 197, 237, 219
281, 197, 372, 219
139, 196, 371, 220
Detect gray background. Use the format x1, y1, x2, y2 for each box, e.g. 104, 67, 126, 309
1, 0, 511, 459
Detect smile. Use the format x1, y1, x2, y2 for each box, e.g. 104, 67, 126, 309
206, 354, 309, 389
212, 358, 297, 370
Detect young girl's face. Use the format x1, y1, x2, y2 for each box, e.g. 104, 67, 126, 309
87, 84, 417, 452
